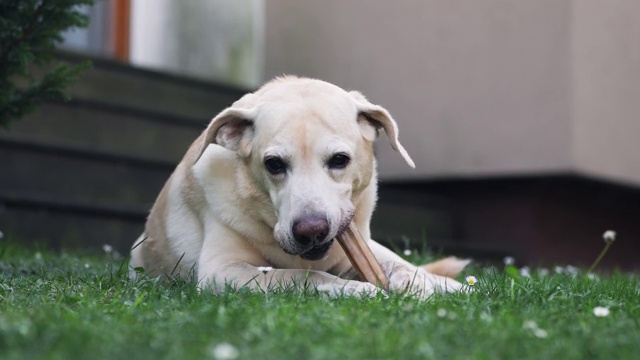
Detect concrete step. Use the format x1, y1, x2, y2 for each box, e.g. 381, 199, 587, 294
0, 136, 172, 207
31, 51, 248, 120
7, 99, 203, 163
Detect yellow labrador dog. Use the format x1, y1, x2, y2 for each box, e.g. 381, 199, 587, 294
130, 76, 467, 298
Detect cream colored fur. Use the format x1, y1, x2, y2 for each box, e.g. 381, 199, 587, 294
130, 76, 468, 298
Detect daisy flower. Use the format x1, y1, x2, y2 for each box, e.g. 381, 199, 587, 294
211, 342, 239, 360
593, 306, 610, 317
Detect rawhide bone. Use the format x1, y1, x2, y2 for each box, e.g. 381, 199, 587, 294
336, 222, 389, 290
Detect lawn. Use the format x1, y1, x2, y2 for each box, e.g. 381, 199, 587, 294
0, 244, 638, 360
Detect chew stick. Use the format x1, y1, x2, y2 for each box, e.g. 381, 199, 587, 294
337, 222, 389, 290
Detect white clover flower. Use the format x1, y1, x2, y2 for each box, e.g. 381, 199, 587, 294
538, 268, 550, 277
503, 256, 515, 266
603, 230, 616, 244
519, 266, 531, 278
211, 342, 239, 360
533, 328, 548, 339
523, 320, 548, 338
479, 312, 493, 323
436, 308, 447, 318
34, 252, 42, 261
593, 306, 610, 317
465, 276, 477, 286
84, 263, 91, 269
565, 265, 580, 276
586, 273, 599, 281
554, 266, 564, 274
102, 244, 113, 254
523, 320, 538, 330
403, 249, 412, 256
257, 266, 273, 273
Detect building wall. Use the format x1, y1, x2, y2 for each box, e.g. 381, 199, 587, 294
572, 0, 640, 186
264, 0, 639, 185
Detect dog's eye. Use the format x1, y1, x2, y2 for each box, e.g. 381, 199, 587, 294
264, 156, 287, 175
327, 153, 350, 170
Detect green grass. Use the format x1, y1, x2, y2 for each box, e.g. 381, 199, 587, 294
0, 245, 639, 360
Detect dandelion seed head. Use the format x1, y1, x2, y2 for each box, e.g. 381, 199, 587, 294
403, 249, 412, 256
436, 308, 447, 318
603, 230, 616, 244
465, 276, 477, 286
554, 266, 564, 274
102, 244, 113, 254
519, 266, 531, 278
593, 306, 610, 317
503, 256, 515, 265
0, 230, 4, 239
34, 252, 42, 261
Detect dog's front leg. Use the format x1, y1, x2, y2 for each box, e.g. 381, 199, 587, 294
367, 240, 463, 298
196, 231, 380, 297
200, 262, 380, 298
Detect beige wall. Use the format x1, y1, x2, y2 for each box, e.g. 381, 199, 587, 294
264, 0, 639, 184
572, 0, 640, 186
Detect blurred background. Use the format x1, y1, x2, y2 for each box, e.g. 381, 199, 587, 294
1, 0, 639, 269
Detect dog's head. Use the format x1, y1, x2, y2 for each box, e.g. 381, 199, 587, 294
195, 77, 414, 260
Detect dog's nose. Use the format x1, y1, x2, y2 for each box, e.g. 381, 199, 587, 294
292, 216, 329, 246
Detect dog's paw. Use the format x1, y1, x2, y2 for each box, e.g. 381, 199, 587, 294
382, 262, 463, 299
316, 280, 383, 298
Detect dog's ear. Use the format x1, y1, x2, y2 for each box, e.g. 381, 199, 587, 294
350, 91, 415, 169
194, 106, 258, 164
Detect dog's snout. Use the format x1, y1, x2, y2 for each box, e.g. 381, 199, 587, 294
292, 216, 329, 246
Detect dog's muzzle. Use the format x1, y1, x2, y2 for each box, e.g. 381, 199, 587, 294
290, 215, 334, 260
300, 239, 335, 260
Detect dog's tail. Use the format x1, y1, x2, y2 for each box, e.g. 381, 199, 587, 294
420, 257, 471, 278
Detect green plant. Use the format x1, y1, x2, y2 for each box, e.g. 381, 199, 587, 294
0, 0, 95, 129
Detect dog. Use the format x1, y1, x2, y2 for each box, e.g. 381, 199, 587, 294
130, 76, 468, 298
